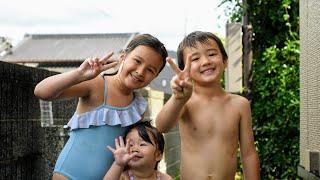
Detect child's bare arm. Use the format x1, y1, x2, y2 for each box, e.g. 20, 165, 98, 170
161, 173, 174, 180
103, 162, 124, 180
34, 68, 90, 100
34, 52, 118, 100
238, 97, 260, 180
156, 57, 193, 133
156, 94, 188, 133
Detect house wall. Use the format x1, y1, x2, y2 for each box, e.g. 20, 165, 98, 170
0, 61, 181, 179
140, 88, 181, 178
299, 0, 320, 178
225, 23, 243, 93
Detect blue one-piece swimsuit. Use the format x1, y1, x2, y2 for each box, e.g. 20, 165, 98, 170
53, 75, 147, 180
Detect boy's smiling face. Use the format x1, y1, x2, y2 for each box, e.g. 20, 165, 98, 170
183, 39, 227, 85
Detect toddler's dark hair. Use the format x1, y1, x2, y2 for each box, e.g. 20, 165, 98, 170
124, 121, 165, 170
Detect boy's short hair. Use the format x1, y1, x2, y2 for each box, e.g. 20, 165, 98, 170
177, 31, 228, 70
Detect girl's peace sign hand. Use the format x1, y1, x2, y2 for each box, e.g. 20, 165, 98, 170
78, 51, 119, 80
107, 136, 138, 168
167, 56, 193, 101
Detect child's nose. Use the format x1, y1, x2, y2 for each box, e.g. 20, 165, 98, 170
132, 149, 139, 153
136, 66, 146, 76
202, 57, 212, 65
130, 146, 140, 153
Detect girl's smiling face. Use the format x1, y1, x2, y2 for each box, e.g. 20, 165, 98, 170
126, 128, 162, 169
119, 45, 163, 90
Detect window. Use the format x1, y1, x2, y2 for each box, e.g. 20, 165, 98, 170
39, 100, 53, 127
161, 79, 167, 87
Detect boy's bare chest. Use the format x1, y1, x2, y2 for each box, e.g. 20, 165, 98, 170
182, 101, 240, 138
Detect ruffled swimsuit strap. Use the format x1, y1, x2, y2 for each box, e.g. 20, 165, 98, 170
102, 75, 108, 106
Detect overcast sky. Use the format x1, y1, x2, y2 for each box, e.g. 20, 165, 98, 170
0, 0, 232, 51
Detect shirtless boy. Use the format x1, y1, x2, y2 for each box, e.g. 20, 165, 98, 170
156, 31, 260, 180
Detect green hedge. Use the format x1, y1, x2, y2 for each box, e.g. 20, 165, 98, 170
221, 0, 300, 178
252, 39, 300, 178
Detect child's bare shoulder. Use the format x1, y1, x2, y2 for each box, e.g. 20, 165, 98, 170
160, 172, 174, 180
227, 93, 250, 109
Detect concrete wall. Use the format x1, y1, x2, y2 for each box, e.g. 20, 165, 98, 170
0, 61, 181, 179
161, 94, 181, 178
299, 0, 320, 178
140, 88, 181, 178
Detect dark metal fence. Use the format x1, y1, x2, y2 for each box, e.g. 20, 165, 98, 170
0, 61, 75, 180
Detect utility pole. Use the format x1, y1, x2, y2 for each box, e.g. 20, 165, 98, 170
242, 0, 253, 101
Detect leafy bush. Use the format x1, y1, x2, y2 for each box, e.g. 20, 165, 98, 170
220, 0, 300, 178
252, 39, 299, 178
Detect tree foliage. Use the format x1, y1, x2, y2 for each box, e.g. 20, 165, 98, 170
221, 0, 300, 178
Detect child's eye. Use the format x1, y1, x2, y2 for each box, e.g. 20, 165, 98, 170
140, 143, 147, 146
147, 68, 156, 74
192, 58, 199, 61
135, 59, 141, 64
129, 143, 134, 147
209, 53, 217, 57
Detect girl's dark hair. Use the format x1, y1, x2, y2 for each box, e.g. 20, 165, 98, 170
124, 34, 168, 74
177, 31, 228, 70
124, 121, 165, 170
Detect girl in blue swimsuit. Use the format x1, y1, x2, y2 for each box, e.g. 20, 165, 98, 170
34, 34, 168, 180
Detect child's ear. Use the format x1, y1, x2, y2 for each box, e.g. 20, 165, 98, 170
155, 151, 163, 162
223, 59, 228, 69
119, 53, 126, 62
116, 53, 126, 73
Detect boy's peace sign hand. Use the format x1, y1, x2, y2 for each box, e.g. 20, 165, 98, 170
107, 136, 138, 168
78, 51, 119, 80
167, 56, 193, 101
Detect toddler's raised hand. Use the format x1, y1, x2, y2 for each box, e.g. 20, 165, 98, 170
167, 56, 193, 101
78, 51, 119, 80
107, 136, 137, 168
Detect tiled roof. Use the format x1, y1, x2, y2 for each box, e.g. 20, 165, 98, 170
2, 33, 138, 63
1, 32, 176, 94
